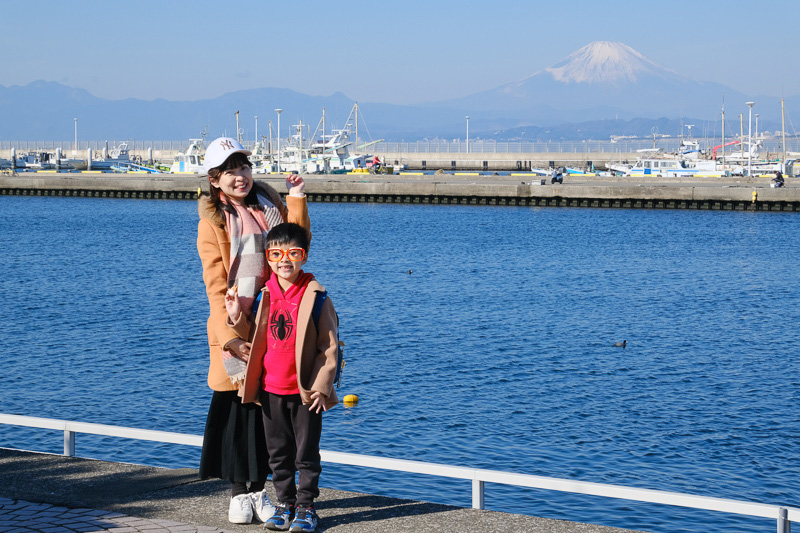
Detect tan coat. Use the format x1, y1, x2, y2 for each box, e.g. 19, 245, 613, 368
232, 279, 340, 410
197, 183, 310, 391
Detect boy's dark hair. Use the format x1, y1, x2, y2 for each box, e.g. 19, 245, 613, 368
267, 222, 310, 252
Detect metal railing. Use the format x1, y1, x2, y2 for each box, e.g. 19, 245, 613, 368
0, 413, 796, 532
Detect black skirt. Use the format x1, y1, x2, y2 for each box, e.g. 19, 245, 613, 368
198, 390, 270, 483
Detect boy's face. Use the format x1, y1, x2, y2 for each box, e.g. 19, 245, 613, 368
267, 241, 307, 284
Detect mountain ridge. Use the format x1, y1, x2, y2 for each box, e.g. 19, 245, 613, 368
2, 42, 797, 140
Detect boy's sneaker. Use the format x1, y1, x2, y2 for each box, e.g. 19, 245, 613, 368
249, 489, 277, 523
290, 505, 318, 532
264, 502, 294, 531
228, 493, 253, 524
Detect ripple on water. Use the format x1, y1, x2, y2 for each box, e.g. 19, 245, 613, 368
1, 199, 798, 533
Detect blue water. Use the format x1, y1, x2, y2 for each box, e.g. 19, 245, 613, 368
1, 196, 799, 532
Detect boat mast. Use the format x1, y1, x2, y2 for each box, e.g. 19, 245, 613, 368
235, 111, 240, 143
781, 97, 787, 170
355, 102, 359, 154
740, 114, 744, 163
721, 101, 725, 168
322, 107, 326, 149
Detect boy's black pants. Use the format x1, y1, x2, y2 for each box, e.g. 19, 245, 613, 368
260, 391, 322, 507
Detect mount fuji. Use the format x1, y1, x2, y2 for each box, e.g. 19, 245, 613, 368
435, 41, 749, 122
1, 41, 795, 140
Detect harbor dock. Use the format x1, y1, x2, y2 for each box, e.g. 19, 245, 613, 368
0, 448, 640, 532
1, 172, 798, 211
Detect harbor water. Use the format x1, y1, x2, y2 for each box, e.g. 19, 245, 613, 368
1, 196, 798, 532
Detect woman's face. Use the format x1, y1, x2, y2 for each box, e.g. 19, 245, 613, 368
209, 164, 252, 203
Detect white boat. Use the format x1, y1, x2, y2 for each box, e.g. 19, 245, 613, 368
303, 127, 356, 174
250, 143, 277, 174
68, 142, 135, 171
624, 156, 726, 177
14, 151, 56, 170
277, 103, 385, 174
169, 139, 205, 173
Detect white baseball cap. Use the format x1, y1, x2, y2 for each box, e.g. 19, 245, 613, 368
203, 137, 252, 172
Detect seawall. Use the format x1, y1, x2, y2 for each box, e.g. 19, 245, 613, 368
1, 172, 799, 212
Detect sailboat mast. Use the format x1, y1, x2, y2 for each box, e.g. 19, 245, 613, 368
781, 98, 787, 169
355, 103, 359, 154
235, 111, 240, 143
721, 103, 725, 168
322, 107, 326, 150
740, 114, 744, 161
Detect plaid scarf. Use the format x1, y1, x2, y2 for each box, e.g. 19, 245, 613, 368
220, 190, 284, 385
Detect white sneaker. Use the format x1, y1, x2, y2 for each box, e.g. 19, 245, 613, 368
228, 493, 253, 524
250, 489, 277, 523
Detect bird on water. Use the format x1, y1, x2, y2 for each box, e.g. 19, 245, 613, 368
613, 340, 627, 348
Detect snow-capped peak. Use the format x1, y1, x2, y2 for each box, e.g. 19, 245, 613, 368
538, 41, 680, 84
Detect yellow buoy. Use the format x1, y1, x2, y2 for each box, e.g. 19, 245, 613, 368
343, 394, 359, 406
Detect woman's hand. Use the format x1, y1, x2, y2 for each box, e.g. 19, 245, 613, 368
225, 286, 241, 322
286, 174, 305, 196
308, 391, 328, 414
226, 339, 251, 362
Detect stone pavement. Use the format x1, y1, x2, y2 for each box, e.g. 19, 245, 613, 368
0, 448, 644, 533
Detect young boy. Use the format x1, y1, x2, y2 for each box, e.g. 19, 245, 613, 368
226, 222, 339, 532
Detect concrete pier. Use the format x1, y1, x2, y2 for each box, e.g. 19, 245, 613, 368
0, 448, 641, 532
372, 151, 639, 171
1, 172, 799, 212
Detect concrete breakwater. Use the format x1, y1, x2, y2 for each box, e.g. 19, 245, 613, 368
1, 172, 799, 211
372, 151, 639, 171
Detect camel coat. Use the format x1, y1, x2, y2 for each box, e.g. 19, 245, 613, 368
230, 279, 340, 410
197, 183, 310, 391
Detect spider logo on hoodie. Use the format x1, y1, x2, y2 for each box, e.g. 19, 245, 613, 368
270, 309, 294, 341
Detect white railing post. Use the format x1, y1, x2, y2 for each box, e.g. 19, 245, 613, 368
472, 478, 485, 510
64, 430, 75, 456
778, 507, 790, 533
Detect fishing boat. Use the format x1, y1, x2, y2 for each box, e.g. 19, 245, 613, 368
250, 142, 276, 174
67, 142, 135, 171
14, 151, 56, 170
624, 156, 725, 177
169, 139, 205, 173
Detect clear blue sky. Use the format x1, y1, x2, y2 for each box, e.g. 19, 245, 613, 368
1, 0, 797, 104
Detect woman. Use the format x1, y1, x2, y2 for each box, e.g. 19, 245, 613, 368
196, 137, 310, 524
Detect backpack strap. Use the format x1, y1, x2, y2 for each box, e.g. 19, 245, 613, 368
311, 290, 328, 331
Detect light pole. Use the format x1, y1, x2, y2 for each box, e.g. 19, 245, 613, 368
275, 108, 283, 174
74, 118, 78, 154
746, 102, 755, 176
254, 116, 258, 147
465, 115, 470, 154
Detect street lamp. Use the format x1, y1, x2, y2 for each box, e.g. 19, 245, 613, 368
465, 115, 470, 154
746, 102, 755, 176
74, 118, 78, 154
275, 108, 283, 174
